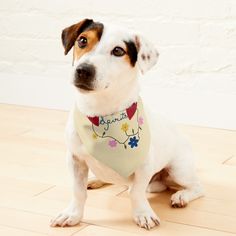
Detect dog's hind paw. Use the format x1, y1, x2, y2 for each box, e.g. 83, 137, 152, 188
170, 190, 189, 208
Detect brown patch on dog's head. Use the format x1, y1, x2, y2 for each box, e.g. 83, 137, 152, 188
61, 19, 103, 57
124, 40, 138, 67
73, 26, 103, 61
62, 19, 93, 55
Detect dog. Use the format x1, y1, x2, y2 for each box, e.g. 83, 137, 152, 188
50, 18, 204, 230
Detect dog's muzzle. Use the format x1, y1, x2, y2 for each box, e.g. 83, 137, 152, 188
74, 63, 96, 91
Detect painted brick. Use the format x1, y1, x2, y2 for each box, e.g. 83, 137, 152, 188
157, 46, 200, 74
134, 20, 200, 46
200, 22, 236, 48
0, 0, 236, 97
0, 38, 67, 63
89, 0, 229, 19
1, 14, 60, 39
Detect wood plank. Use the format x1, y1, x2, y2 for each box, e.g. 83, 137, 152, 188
0, 207, 86, 236
1, 104, 236, 235
198, 164, 236, 188
179, 125, 236, 165
0, 104, 67, 127
1, 179, 236, 233
224, 156, 236, 166
31, 186, 236, 234
82, 204, 236, 235
0, 192, 66, 217
0, 123, 30, 139
0, 161, 70, 186
73, 224, 235, 236
0, 225, 46, 236
0, 176, 54, 197
73, 225, 138, 236
35, 184, 128, 202
0, 135, 69, 185
0, 169, 233, 234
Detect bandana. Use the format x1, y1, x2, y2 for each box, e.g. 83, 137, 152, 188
74, 98, 150, 178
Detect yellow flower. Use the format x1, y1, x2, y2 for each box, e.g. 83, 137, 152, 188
92, 133, 98, 139
121, 123, 129, 132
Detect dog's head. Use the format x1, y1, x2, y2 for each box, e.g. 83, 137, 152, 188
62, 19, 159, 93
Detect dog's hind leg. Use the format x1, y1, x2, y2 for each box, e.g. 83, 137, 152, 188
147, 180, 167, 193
168, 152, 204, 208
146, 170, 168, 193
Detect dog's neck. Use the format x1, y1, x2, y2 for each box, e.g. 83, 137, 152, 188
74, 79, 140, 117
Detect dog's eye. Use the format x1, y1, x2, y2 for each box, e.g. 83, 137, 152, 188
111, 47, 126, 57
77, 36, 87, 48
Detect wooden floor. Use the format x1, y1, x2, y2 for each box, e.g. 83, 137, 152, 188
0, 104, 236, 236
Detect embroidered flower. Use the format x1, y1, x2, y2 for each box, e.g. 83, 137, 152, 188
128, 136, 139, 148
138, 116, 144, 126
121, 123, 129, 132
108, 139, 117, 148
92, 133, 98, 139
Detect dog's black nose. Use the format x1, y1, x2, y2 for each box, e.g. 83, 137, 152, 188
75, 63, 95, 81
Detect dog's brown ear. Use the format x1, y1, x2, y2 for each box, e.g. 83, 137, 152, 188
61, 19, 94, 55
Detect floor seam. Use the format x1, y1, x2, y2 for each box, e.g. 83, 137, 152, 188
0, 206, 53, 217
222, 155, 234, 164
79, 222, 141, 234
0, 223, 48, 235
116, 186, 129, 196
70, 224, 90, 236
33, 185, 56, 197
165, 219, 236, 235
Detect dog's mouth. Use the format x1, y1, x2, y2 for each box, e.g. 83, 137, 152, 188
74, 82, 94, 91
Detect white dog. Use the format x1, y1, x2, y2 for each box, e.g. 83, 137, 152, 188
51, 19, 203, 230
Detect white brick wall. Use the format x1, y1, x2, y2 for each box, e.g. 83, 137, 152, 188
0, 0, 236, 129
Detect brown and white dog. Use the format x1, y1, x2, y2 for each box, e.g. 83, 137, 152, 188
50, 19, 203, 230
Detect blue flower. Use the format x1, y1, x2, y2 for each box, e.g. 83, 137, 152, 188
128, 136, 139, 148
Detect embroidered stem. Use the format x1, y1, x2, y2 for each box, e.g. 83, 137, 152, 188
92, 109, 142, 149
92, 125, 129, 145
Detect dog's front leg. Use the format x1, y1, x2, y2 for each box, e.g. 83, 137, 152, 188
51, 151, 88, 227
130, 163, 160, 230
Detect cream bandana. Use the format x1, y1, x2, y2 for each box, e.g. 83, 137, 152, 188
74, 98, 150, 178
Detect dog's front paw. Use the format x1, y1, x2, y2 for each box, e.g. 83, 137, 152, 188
50, 207, 82, 227
133, 210, 160, 230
